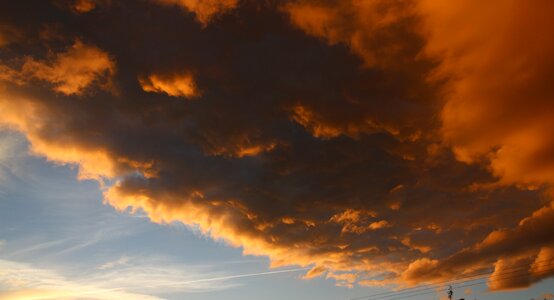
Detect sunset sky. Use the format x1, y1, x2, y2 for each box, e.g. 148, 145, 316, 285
1, 1, 554, 300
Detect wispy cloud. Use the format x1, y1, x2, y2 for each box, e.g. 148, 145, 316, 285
0, 259, 163, 300
0, 257, 308, 299
0, 257, 241, 299
145, 267, 311, 288
98, 255, 132, 270
4, 238, 71, 259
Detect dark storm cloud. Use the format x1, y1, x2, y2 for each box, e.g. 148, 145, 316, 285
1, 0, 554, 290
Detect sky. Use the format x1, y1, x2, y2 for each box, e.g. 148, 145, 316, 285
0, 1, 554, 300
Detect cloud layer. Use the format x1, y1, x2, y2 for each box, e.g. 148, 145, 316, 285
1, 0, 554, 291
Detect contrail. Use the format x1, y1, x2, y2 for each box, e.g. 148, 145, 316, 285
166, 267, 311, 286
73, 267, 311, 297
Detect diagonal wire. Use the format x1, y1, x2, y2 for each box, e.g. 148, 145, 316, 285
385, 265, 554, 300
351, 258, 554, 300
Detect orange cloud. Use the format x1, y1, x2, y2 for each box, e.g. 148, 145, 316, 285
369, 220, 390, 230
400, 237, 432, 254
21, 40, 115, 95
290, 104, 399, 139
0, 23, 22, 47
1, 0, 554, 292
326, 272, 357, 288
418, 0, 554, 188
153, 0, 238, 25
234, 142, 277, 158
139, 73, 199, 98
330, 209, 377, 224
302, 265, 327, 279
0, 92, 155, 181
103, 186, 321, 268
328, 209, 388, 234
401, 201, 554, 288
200, 134, 277, 158
401, 258, 439, 284
290, 104, 342, 139
284, 0, 415, 67
72, 0, 97, 13
0, 65, 25, 86
285, 0, 554, 191
487, 248, 554, 291
488, 256, 535, 290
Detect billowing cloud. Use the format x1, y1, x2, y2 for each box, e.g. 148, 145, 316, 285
283, 0, 416, 67
417, 0, 554, 188
0, 39, 115, 96
401, 201, 554, 286
21, 40, 115, 95
0, 0, 553, 293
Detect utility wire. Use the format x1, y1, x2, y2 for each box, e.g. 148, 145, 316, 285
382, 265, 554, 300
393, 267, 554, 300
384, 265, 554, 300
351, 259, 554, 300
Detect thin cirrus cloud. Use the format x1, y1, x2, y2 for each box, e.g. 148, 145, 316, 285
0, 257, 242, 300
0, 0, 554, 292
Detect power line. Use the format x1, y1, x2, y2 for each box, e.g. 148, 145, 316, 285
385, 266, 554, 300
351, 259, 554, 300
384, 268, 554, 300
381, 264, 554, 300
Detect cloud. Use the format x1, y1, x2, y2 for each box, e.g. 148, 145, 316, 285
0, 39, 115, 96
0, 259, 163, 300
21, 40, 115, 95
0, 256, 303, 299
52, 0, 113, 14
74, 0, 99, 13
0, 0, 553, 292
139, 72, 199, 98
400, 202, 554, 288
326, 272, 357, 288
417, 0, 554, 189
302, 265, 327, 279
0, 256, 248, 299
98, 255, 131, 270
0, 64, 25, 86
283, 0, 416, 67
152, 0, 238, 25
391, 1, 554, 288
0, 23, 22, 47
